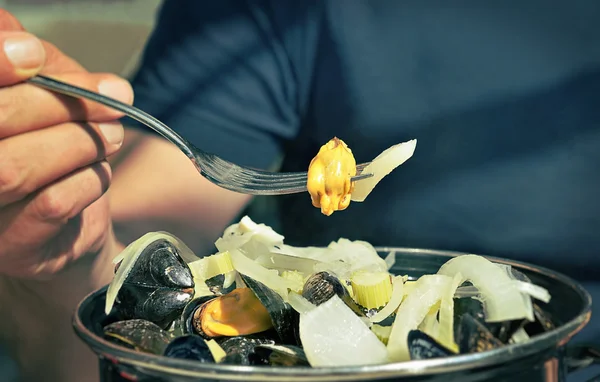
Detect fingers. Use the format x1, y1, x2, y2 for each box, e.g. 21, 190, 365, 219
0, 161, 112, 275
0, 9, 26, 31
0, 71, 133, 139
28, 161, 112, 225
0, 31, 45, 84
0, 120, 123, 206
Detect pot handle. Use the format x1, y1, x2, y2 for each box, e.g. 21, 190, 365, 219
565, 343, 600, 380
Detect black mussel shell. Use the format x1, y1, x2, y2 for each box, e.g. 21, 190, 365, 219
178, 295, 218, 336
302, 271, 347, 306
456, 313, 503, 354
219, 336, 275, 366
302, 271, 364, 316
115, 239, 195, 329
240, 274, 300, 345
524, 303, 556, 337
453, 297, 522, 344
103, 319, 173, 355
407, 330, 454, 360
253, 344, 310, 366
163, 335, 215, 363
205, 271, 238, 296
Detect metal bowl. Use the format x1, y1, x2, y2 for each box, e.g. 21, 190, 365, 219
73, 247, 594, 382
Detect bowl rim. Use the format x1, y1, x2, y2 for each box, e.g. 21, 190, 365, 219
72, 247, 592, 381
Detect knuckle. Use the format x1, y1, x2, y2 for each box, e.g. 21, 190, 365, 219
33, 189, 73, 222
0, 154, 30, 201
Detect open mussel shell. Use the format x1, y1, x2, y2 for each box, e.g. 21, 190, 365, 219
456, 313, 503, 354
453, 297, 522, 344
218, 336, 276, 366
253, 344, 310, 366
205, 271, 237, 296
524, 303, 556, 337
178, 295, 217, 336
240, 274, 300, 345
163, 335, 215, 363
103, 319, 173, 355
407, 330, 454, 360
108, 234, 196, 329
301, 271, 364, 316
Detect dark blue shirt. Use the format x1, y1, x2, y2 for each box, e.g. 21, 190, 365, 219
127, 0, 600, 364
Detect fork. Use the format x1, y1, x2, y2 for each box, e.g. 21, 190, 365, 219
27, 75, 373, 195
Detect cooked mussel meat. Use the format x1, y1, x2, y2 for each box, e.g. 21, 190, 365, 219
185, 287, 274, 339
456, 313, 503, 354
103, 319, 173, 355
302, 271, 364, 316
163, 335, 215, 363
253, 344, 310, 366
107, 236, 196, 329
407, 330, 454, 360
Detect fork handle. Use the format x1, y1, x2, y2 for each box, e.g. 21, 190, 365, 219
27, 75, 196, 160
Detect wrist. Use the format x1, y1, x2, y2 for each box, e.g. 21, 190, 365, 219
0, 228, 123, 311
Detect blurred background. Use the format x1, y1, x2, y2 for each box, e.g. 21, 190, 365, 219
0, 1, 162, 379
1, 0, 161, 78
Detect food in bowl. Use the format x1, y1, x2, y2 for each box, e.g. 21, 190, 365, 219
101, 216, 555, 367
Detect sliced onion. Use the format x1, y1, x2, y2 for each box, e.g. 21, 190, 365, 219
514, 281, 551, 303
229, 249, 302, 300
214, 216, 284, 258
369, 276, 405, 323
351, 139, 417, 202
254, 253, 321, 275
418, 312, 440, 338
384, 251, 396, 270
105, 231, 199, 315
288, 291, 316, 315
435, 273, 463, 352
387, 275, 452, 362
300, 296, 388, 367
510, 327, 530, 344
437, 255, 533, 322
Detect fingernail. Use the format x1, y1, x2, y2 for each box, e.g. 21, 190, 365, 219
98, 78, 133, 104
99, 122, 124, 146
3, 33, 45, 70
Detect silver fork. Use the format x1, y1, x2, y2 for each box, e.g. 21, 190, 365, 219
27, 75, 372, 195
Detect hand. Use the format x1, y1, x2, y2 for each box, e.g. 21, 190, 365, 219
0, 10, 134, 279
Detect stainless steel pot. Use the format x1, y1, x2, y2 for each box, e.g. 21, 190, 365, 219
73, 247, 598, 382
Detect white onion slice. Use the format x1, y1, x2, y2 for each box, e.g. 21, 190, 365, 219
214, 216, 284, 258
387, 275, 452, 362
514, 280, 551, 303
369, 276, 405, 323
105, 231, 198, 315
437, 255, 533, 322
351, 139, 417, 202
288, 291, 316, 315
435, 273, 463, 352
300, 296, 388, 367
384, 251, 396, 270
229, 249, 301, 300
510, 327, 530, 344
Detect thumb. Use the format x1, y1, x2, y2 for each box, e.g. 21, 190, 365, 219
0, 31, 45, 86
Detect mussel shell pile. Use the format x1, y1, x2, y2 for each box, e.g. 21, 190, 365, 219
100, 225, 558, 368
